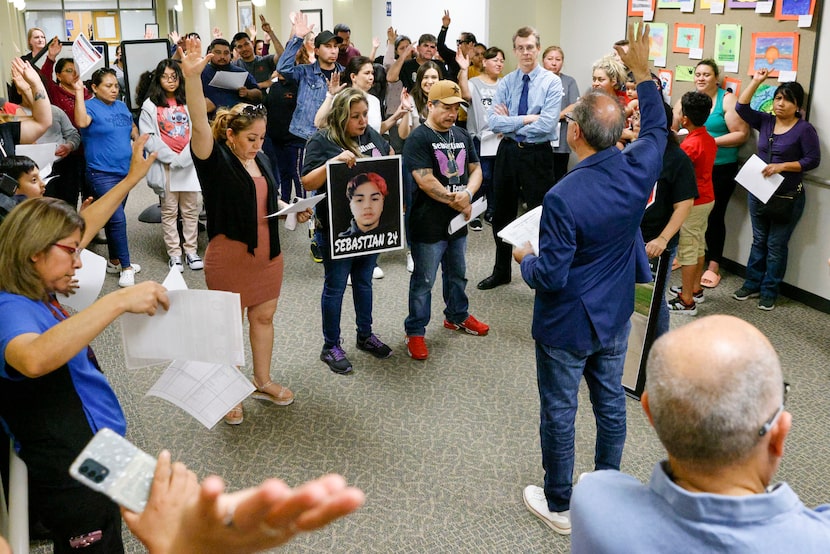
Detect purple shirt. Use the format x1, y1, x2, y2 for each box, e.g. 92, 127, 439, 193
736, 102, 820, 193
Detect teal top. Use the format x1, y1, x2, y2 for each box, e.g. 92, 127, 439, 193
704, 88, 739, 165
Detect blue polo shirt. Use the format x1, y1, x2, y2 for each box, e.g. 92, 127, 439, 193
201, 63, 259, 112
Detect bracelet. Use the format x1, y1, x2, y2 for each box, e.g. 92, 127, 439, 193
465, 189, 473, 202
658, 235, 669, 243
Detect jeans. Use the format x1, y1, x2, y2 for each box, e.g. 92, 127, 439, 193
316, 231, 378, 347
744, 192, 805, 300
405, 236, 469, 336
535, 320, 631, 512
655, 245, 677, 339
87, 169, 130, 267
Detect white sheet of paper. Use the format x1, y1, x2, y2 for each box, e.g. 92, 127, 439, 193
688, 48, 704, 60
724, 61, 739, 73
735, 154, 784, 203
643, 9, 654, 21
479, 133, 502, 157
447, 198, 487, 234
681, 1, 694, 12
497, 205, 542, 256
266, 193, 326, 218
147, 360, 254, 429
755, 1, 773, 13
72, 34, 103, 79
56, 249, 106, 311
120, 289, 244, 369
15, 143, 59, 170
710, 1, 725, 14
161, 266, 188, 291
778, 70, 797, 83
654, 56, 666, 68
208, 70, 249, 90
798, 14, 813, 27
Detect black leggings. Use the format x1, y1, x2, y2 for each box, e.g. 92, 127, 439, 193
705, 161, 740, 265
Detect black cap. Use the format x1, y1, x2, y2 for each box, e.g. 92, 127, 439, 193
314, 31, 343, 48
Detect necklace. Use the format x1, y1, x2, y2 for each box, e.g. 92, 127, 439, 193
426, 123, 460, 185
229, 142, 253, 169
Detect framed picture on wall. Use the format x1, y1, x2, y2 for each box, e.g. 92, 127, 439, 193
673, 23, 705, 53
658, 68, 674, 96
144, 23, 159, 39
722, 76, 741, 96
775, 0, 816, 21
301, 8, 323, 34
656, 0, 683, 7
628, 0, 656, 16
237, 1, 255, 34
749, 32, 800, 76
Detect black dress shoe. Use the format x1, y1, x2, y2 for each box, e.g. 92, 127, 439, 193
477, 274, 511, 290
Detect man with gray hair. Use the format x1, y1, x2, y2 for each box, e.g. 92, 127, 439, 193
571, 314, 830, 551
512, 24, 665, 534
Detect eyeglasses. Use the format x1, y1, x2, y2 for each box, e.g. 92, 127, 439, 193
564, 113, 577, 125
52, 243, 81, 259
758, 382, 790, 437
456, 39, 471, 46
161, 73, 179, 82
241, 104, 267, 117
514, 45, 538, 53
61, 68, 76, 74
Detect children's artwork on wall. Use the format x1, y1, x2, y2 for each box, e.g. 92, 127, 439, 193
775, 0, 816, 20
722, 76, 741, 96
673, 23, 705, 53
636, 22, 669, 61
728, 0, 757, 7
700, 0, 712, 8
750, 83, 776, 114
714, 24, 742, 66
675, 65, 696, 81
629, 0, 657, 16
658, 68, 674, 95
749, 32, 799, 76
657, 0, 683, 7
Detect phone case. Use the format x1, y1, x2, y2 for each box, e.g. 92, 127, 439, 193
68, 428, 157, 513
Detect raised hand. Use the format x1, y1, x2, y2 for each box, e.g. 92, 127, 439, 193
616, 23, 651, 83
178, 37, 212, 79
126, 135, 159, 183
456, 50, 470, 71
372, 36, 380, 49
260, 14, 272, 36
387, 26, 396, 44
293, 12, 311, 38
752, 68, 769, 82
212, 26, 222, 39
47, 36, 62, 60
442, 10, 451, 28
327, 72, 345, 96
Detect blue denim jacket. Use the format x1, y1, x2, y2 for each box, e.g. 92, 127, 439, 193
276, 36, 343, 140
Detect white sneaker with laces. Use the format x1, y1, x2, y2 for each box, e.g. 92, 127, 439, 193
119, 268, 136, 287
522, 485, 571, 535
373, 265, 384, 279
406, 251, 414, 273
169, 256, 184, 273
107, 262, 141, 275
185, 252, 204, 270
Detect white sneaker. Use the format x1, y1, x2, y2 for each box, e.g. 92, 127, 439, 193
406, 251, 414, 273
119, 268, 136, 287
373, 265, 384, 279
522, 485, 571, 535
347, 275, 352, 286
107, 261, 141, 275
169, 256, 184, 273
185, 252, 204, 270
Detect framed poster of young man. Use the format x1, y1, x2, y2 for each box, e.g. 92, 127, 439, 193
326, 155, 404, 260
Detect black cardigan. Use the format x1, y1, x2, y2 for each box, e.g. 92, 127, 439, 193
192, 141, 281, 259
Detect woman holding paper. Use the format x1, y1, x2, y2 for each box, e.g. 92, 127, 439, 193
302, 88, 393, 375
0, 138, 165, 554
731, 70, 820, 310
138, 59, 203, 273
181, 38, 310, 425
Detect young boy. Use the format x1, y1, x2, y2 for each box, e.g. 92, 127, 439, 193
668, 91, 716, 315
0, 155, 46, 200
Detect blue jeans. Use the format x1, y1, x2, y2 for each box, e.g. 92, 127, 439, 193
744, 192, 805, 300
316, 231, 378, 347
655, 245, 677, 339
535, 320, 631, 512
87, 169, 130, 267
405, 237, 469, 336
274, 141, 305, 202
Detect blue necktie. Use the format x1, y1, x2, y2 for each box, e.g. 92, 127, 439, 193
516, 74, 530, 142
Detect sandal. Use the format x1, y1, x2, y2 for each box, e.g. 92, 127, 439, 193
252, 378, 294, 406
700, 269, 722, 289
224, 403, 244, 425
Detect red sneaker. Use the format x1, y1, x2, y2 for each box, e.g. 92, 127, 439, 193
444, 314, 489, 336
405, 335, 429, 360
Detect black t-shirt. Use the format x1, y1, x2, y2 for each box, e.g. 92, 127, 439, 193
265, 78, 301, 144
0, 121, 21, 159
403, 123, 479, 243
640, 140, 698, 246
302, 126, 391, 230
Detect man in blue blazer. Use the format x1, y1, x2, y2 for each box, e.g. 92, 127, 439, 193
513, 25, 666, 535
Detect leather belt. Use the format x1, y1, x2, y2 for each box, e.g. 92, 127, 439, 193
504, 137, 549, 150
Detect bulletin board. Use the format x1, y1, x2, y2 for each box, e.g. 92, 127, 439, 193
627, 0, 823, 117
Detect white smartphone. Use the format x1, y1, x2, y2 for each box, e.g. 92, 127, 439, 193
68, 428, 157, 513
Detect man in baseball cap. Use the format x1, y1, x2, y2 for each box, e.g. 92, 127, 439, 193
427, 80, 469, 107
